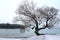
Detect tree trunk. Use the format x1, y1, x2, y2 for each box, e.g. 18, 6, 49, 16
34, 19, 46, 35
35, 30, 40, 35
34, 20, 40, 35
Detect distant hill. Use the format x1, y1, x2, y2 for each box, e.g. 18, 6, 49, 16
0, 23, 25, 29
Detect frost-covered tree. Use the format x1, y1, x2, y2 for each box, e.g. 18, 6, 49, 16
13, 0, 59, 35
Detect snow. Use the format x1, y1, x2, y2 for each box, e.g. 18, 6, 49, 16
0, 38, 21, 40
0, 35, 60, 40
45, 35, 60, 40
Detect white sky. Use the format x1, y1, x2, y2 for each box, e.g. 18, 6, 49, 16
0, 0, 60, 23
0, 0, 22, 23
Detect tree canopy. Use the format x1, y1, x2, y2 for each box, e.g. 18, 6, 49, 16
13, 0, 59, 35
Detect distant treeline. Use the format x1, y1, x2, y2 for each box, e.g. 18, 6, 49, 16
0, 23, 25, 29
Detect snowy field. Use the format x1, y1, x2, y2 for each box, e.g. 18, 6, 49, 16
0, 35, 60, 40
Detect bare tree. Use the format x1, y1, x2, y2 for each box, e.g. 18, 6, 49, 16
13, 0, 59, 35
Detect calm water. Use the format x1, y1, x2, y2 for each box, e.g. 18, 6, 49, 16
0, 28, 35, 37
39, 28, 60, 35
0, 28, 60, 37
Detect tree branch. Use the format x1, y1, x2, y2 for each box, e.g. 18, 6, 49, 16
38, 18, 48, 31
38, 26, 46, 31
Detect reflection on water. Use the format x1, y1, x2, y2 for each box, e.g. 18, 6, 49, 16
0, 28, 60, 38
0, 28, 35, 38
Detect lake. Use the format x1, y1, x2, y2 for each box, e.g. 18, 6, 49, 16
0, 28, 60, 38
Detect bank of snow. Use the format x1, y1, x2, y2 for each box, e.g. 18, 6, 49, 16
0, 35, 60, 40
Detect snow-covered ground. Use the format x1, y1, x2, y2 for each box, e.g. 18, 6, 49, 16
0, 35, 60, 40
45, 35, 60, 40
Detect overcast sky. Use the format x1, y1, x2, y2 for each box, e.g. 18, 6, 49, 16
0, 0, 60, 24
